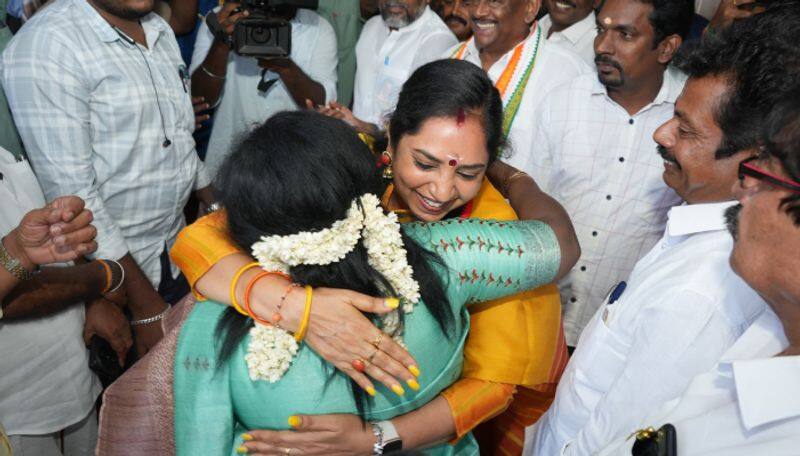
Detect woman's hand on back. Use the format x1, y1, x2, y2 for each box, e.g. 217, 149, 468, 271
280, 287, 422, 395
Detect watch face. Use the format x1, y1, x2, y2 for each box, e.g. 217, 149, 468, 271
384, 439, 403, 453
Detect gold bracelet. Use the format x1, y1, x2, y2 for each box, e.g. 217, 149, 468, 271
503, 170, 529, 195
294, 285, 314, 342
230, 262, 261, 317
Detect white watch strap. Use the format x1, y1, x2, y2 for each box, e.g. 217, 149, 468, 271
375, 420, 401, 445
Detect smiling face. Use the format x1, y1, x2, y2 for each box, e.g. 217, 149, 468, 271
389, 116, 490, 221
437, 0, 473, 40
544, 0, 597, 33
594, 0, 665, 90
464, 0, 538, 55
654, 75, 753, 204
379, 0, 428, 28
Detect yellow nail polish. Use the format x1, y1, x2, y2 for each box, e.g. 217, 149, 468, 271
391, 384, 406, 396
366, 386, 376, 396
236, 446, 248, 454
406, 379, 420, 391
241, 433, 253, 441
287, 415, 302, 428
385, 297, 400, 309
409, 365, 421, 377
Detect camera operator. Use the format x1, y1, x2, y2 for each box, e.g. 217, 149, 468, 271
190, 0, 338, 175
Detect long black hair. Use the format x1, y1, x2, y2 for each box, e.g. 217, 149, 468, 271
388, 59, 505, 162
213, 111, 453, 415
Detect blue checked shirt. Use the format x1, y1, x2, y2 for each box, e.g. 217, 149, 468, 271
1, 0, 210, 287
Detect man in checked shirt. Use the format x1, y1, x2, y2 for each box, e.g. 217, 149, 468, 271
1, 0, 215, 357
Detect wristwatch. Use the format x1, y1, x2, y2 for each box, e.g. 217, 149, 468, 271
0, 236, 35, 281
205, 201, 222, 214
370, 420, 402, 455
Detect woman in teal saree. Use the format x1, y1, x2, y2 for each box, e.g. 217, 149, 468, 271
170, 110, 563, 456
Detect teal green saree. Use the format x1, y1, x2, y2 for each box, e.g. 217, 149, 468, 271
173, 219, 561, 455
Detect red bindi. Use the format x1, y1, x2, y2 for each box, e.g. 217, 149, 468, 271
449, 159, 458, 167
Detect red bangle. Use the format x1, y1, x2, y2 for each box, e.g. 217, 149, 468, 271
244, 270, 291, 326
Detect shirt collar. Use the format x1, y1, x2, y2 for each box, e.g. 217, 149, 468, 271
732, 353, 799, 430
74, 0, 167, 46
665, 200, 737, 239
544, 11, 596, 45
461, 23, 540, 72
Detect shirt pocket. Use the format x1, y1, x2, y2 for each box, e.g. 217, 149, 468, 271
373, 65, 409, 120
570, 302, 630, 394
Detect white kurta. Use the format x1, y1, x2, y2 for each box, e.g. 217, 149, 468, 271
599, 306, 800, 456
0, 148, 101, 435
352, 6, 457, 126
525, 201, 767, 455
446, 26, 592, 169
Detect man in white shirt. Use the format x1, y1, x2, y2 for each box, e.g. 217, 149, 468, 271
597, 8, 800, 455
1, 0, 213, 358
451, 0, 591, 170
0, 146, 131, 455
524, 6, 776, 453
190, 2, 338, 175
525, 0, 695, 347
539, 0, 598, 67
348, 0, 457, 134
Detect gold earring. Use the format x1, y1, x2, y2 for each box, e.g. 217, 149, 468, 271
381, 151, 393, 179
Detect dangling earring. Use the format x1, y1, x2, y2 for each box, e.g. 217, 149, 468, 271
380, 151, 394, 180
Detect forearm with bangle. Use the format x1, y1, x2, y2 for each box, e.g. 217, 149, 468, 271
1, 260, 120, 320
192, 41, 230, 106
226, 261, 310, 336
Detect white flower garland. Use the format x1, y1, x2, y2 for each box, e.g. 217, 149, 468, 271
244, 193, 420, 382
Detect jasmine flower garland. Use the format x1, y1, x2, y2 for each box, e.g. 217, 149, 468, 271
245, 193, 420, 382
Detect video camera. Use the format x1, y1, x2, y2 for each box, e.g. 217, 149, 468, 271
228, 0, 318, 58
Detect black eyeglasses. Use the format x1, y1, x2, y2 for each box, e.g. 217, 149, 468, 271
738, 156, 800, 195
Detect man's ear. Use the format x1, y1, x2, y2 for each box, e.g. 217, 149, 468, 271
525, 0, 542, 24
657, 34, 682, 65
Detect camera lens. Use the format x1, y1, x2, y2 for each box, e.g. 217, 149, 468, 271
249, 26, 272, 44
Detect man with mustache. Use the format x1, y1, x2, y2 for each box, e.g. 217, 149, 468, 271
433, 0, 472, 40
599, 95, 800, 456
527, 4, 800, 455
329, 0, 457, 136
522, 0, 691, 353
595, 7, 800, 455
539, 0, 599, 66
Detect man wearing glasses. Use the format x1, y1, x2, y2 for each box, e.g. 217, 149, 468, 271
526, 4, 799, 454
597, 90, 800, 456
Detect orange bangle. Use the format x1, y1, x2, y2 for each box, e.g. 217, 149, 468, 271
97, 260, 113, 293
244, 270, 291, 326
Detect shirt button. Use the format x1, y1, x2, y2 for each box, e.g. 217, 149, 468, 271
592, 231, 598, 237
570, 297, 577, 303
606, 195, 612, 200
580, 266, 587, 271
619, 157, 625, 162
629, 119, 634, 125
